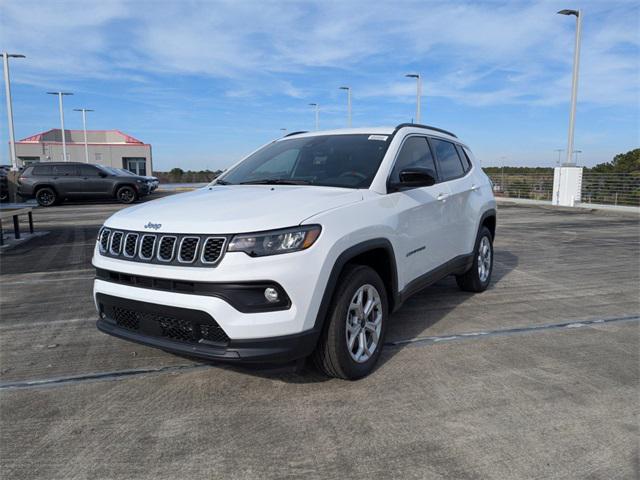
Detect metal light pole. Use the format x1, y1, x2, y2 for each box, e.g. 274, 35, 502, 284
554, 149, 564, 165
74, 108, 94, 163
2, 52, 25, 171
558, 9, 583, 166
339, 86, 352, 127
47, 91, 73, 161
405, 74, 422, 123
573, 150, 582, 164
309, 103, 319, 130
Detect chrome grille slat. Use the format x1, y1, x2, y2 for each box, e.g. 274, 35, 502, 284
201, 237, 226, 265
123, 233, 139, 258
99, 228, 111, 253
99, 229, 226, 267
157, 236, 177, 262
178, 236, 200, 263
139, 234, 156, 260
109, 231, 124, 255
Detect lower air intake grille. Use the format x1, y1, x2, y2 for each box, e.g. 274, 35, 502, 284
109, 306, 230, 345
114, 306, 140, 330
159, 317, 196, 342
200, 324, 230, 343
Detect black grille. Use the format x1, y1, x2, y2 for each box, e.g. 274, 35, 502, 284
200, 324, 230, 343
110, 231, 123, 254
140, 235, 156, 259
158, 237, 177, 261
202, 237, 225, 264
114, 306, 140, 330
159, 317, 196, 342
179, 237, 199, 263
109, 305, 229, 345
124, 233, 139, 257
99, 229, 110, 252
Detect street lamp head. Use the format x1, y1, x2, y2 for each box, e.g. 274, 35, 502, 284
339, 86, 350, 90
73, 108, 94, 112
557, 9, 579, 16
405, 74, 420, 79
309, 103, 317, 107
47, 91, 73, 96
4, 54, 26, 58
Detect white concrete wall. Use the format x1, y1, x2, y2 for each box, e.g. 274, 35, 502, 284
14, 142, 153, 173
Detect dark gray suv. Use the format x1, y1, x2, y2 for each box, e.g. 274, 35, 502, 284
18, 162, 151, 207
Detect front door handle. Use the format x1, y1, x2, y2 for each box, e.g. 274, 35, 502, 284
437, 193, 449, 202
470, 184, 479, 192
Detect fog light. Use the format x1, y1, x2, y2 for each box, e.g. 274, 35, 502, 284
264, 287, 279, 303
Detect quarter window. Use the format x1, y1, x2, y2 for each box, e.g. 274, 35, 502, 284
79, 165, 100, 176
32, 165, 53, 176
390, 136, 437, 184
456, 145, 472, 173
431, 138, 465, 181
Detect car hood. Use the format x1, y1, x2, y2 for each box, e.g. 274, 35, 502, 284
104, 185, 363, 233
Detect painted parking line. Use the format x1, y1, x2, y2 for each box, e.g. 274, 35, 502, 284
385, 315, 640, 347
1, 314, 637, 391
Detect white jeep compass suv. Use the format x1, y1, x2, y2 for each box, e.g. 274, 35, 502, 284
93, 123, 496, 379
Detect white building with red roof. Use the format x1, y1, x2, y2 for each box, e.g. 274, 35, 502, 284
14, 129, 153, 175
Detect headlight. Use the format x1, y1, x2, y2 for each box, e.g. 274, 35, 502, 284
228, 225, 321, 257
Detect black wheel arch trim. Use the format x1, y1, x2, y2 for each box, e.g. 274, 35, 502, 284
313, 238, 400, 334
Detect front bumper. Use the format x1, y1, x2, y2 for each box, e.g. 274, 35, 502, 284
96, 293, 320, 363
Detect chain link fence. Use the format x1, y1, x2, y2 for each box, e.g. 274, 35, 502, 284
486, 172, 554, 201
485, 171, 639, 207
581, 173, 640, 207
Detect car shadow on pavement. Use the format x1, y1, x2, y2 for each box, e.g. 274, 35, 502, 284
188, 249, 519, 384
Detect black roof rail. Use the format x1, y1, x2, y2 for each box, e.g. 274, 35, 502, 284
283, 130, 308, 137
394, 123, 457, 138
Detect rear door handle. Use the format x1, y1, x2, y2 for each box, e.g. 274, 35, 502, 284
437, 193, 449, 202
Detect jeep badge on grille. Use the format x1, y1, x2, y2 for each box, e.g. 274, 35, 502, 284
144, 222, 162, 230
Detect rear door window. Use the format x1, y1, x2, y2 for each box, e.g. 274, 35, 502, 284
52, 165, 77, 176
389, 136, 438, 184
430, 138, 465, 181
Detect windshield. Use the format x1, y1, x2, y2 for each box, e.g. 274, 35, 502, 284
219, 134, 390, 189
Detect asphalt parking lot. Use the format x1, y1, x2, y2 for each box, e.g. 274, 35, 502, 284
1, 196, 638, 479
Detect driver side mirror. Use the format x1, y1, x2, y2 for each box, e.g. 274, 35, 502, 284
390, 167, 437, 191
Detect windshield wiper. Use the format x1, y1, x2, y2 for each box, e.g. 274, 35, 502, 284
239, 179, 312, 185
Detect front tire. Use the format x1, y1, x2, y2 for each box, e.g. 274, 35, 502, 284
456, 226, 493, 292
313, 265, 388, 380
116, 186, 137, 204
35, 187, 58, 207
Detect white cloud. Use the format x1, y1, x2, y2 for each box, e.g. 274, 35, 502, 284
1, 0, 638, 107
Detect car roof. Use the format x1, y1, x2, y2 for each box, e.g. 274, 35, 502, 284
279, 124, 460, 142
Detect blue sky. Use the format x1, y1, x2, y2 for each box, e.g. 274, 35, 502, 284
1, 0, 638, 171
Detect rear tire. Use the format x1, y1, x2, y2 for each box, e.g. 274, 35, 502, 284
35, 187, 58, 207
456, 226, 493, 292
313, 265, 388, 380
116, 186, 137, 204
